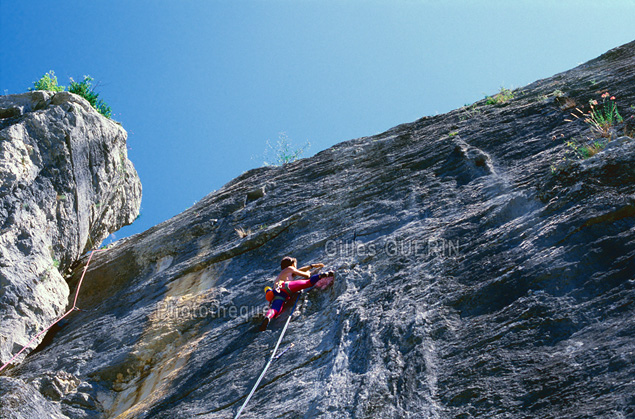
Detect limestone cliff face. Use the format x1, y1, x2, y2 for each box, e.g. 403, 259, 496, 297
2, 42, 635, 419
0, 91, 141, 368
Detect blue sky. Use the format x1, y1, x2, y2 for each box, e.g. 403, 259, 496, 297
1, 1, 634, 242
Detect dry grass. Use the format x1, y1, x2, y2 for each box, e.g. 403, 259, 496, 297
235, 227, 251, 238
556, 96, 577, 111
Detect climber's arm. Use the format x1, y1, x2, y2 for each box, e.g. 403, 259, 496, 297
297, 263, 325, 272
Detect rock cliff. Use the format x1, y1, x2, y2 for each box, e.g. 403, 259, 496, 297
0, 91, 141, 368
1, 41, 635, 419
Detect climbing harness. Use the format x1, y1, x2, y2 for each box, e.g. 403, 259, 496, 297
0, 248, 105, 374
234, 288, 309, 419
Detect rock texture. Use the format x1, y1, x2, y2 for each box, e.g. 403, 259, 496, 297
2, 42, 635, 419
0, 91, 141, 368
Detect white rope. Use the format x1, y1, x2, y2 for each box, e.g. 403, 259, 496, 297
234, 293, 302, 418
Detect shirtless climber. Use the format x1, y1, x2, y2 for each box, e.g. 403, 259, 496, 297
259, 256, 334, 331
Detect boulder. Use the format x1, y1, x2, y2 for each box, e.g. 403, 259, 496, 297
0, 91, 141, 368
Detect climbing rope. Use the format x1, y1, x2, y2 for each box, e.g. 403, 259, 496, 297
234, 289, 307, 419
0, 248, 105, 374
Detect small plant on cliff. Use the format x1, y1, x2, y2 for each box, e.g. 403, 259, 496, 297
29, 71, 65, 92
68, 76, 112, 119
486, 87, 515, 105
565, 137, 607, 159
588, 93, 624, 136
263, 132, 310, 166
459, 102, 481, 120
567, 92, 623, 138
235, 226, 251, 238
554, 92, 629, 170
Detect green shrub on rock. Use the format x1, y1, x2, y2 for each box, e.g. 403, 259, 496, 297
68, 76, 112, 119
29, 71, 65, 92
28, 72, 113, 119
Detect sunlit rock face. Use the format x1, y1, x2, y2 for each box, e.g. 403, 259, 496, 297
0, 90, 140, 392
2, 41, 635, 419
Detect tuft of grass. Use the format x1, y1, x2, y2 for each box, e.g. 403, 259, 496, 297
459, 103, 481, 120
29, 71, 65, 92
486, 87, 515, 105
579, 141, 606, 158
263, 132, 310, 166
565, 137, 607, 160
553, 89, 565, 98
235, 226, 251, 238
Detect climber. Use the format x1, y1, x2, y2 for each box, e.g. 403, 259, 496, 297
259, 256, 333, 331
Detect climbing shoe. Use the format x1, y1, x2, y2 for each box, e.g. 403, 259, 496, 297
319, 270, 335, 279
259, 317, 270, 332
